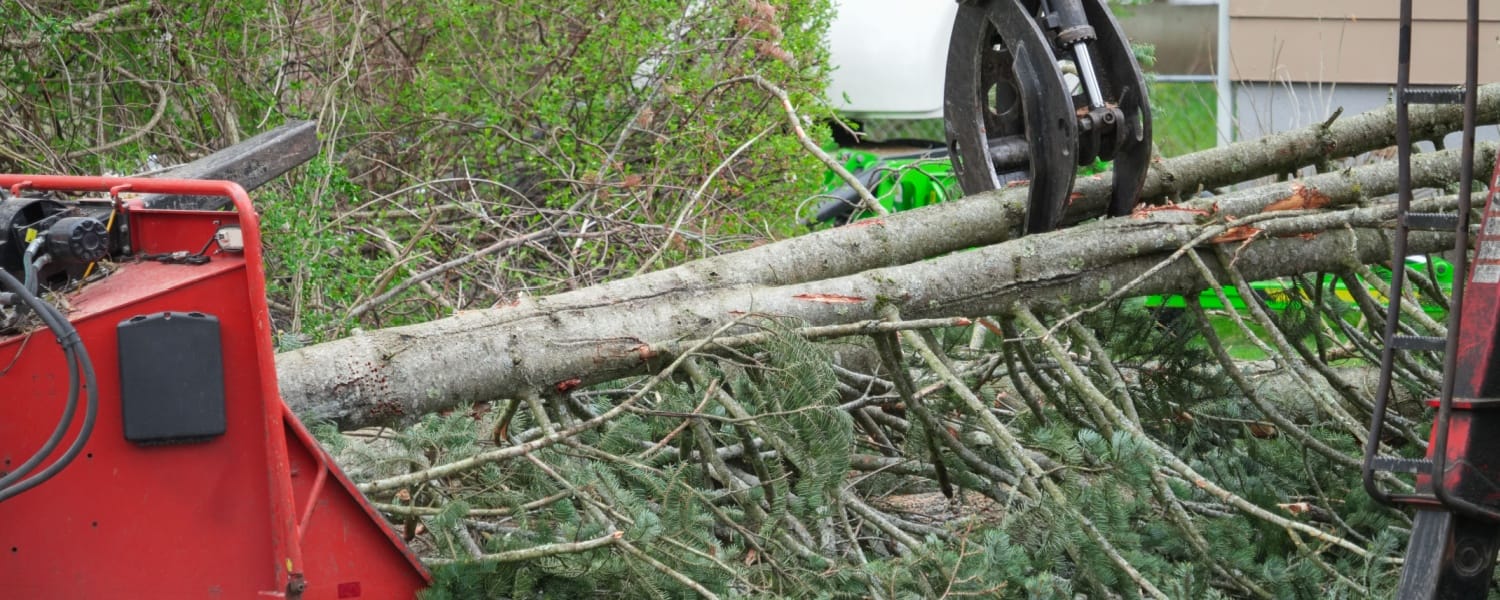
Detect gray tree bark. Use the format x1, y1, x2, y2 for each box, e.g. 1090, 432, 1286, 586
276, 89, 1500, 430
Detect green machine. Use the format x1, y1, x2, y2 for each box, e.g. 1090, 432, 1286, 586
1140, 256, 1454, 316
807, 149, 1454, 316
812, 0, 1451, 314
806, 148, 958, 225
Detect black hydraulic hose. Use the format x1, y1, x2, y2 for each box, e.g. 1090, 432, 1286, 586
0, 341, 79, 493
0, 269, 96, 503
0, 268, 80, 489
0, 299, 98, 502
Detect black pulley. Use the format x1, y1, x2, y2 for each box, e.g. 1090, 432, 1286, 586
45, 217, 109, 265
944, 0, 1152, 234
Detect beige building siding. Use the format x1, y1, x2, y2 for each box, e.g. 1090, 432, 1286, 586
1231, 0, 1474, 21
1229, 0, 1500, 85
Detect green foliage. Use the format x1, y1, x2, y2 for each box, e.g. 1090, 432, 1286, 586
412, 322, 853, 597
1150, 81, 1219, 156
416, 308, 1406, 597
258, 158, 401, 339
4, 0, 838, 340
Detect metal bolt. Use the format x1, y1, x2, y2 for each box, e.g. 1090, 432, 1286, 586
1454, 541, 1490, 577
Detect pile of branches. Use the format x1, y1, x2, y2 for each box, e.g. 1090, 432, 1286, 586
10, 4, 1498, 595
302, 89, 1500, 598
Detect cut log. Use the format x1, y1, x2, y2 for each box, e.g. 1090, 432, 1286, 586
277, 88, 1500, 430
278, 195, 1462, 429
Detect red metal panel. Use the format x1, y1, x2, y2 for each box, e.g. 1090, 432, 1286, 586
0, 176, 428, 598
1454, 152, 1500, 399
3, 263, 284, 596
282, 413, 430, 599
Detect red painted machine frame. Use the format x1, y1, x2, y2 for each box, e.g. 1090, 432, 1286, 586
0, 176, 429, 598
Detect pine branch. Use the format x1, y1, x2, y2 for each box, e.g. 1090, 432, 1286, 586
1211, 246, 1367, 441
1011, 306, 1385, 562
1186, 302, 1362, 470
886, 306, 1169, 600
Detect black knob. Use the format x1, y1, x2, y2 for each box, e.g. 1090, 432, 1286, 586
45, 217, 109, 265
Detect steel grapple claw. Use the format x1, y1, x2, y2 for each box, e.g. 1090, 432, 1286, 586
944, 0, 1151, 234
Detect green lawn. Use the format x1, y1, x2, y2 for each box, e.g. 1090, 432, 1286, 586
1149, 81, 1218, 157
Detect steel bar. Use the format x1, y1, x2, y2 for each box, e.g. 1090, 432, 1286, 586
140, 120, 318, 210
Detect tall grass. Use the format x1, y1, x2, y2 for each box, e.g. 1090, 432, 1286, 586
1150, 81, 1218, 156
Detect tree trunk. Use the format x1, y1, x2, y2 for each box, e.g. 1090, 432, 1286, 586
279, 142, 1490, 429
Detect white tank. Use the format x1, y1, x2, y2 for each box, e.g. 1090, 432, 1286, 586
824, 0, 958, 120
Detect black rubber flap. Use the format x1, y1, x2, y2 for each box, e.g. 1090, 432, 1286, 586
118, 312, 227, 444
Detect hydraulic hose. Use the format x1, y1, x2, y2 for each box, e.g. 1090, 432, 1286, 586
0, 268, 79, 490
21, 237, 42, 294
0, 268, 96, 503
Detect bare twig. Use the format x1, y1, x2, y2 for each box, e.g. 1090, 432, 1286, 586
0, 2, 151, 50
634, 125, 772, 275
730, 74, 888, 217
424, 531, 621, 566
346, 228, 555, 319
374, 488, 573, 517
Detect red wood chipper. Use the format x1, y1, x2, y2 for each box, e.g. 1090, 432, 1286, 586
0, 123, 430, 598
